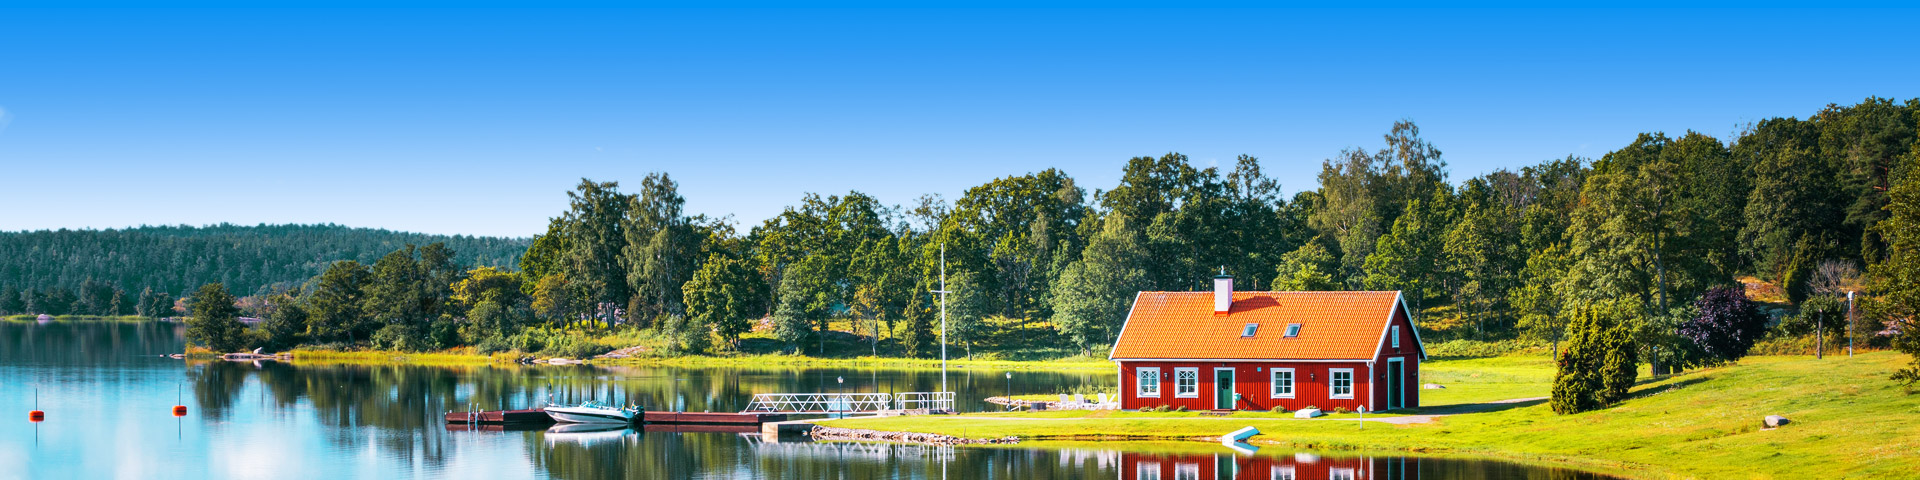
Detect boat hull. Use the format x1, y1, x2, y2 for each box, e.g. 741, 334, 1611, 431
543, 406, 634, 424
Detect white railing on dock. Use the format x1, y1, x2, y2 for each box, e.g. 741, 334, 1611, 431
743, 393, 895, 413
893, 392, 955, 413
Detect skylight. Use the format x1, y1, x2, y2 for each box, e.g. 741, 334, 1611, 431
1284, 323, 1302, 337
1241, 323, 1258, 337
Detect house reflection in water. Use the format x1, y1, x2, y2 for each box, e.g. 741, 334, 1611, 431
1122, 450, 1612, 480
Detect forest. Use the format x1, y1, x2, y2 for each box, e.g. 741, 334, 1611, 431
11, 98, 1920, 408
0, 223, 528, 317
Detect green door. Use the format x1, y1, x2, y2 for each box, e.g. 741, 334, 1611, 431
1388, 359, 1404, 410
1215, 369, 1235, 410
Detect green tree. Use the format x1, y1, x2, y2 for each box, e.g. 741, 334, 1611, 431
1050, 214, 1149, 354
450, 266, 525, 312
1271, 241, 1340, 291
683, 254, 767, 347
136, 287, 173, 318
307, 260, 372, 343
0, 285, 20, 314
624, 172, 706, 325
1550, 301, 1638, 414
1871, 142, 1920, 391
1741, 119, 1843, 282
1511, 245, 1572, 356
945, 270, 988, 359
773, 256, 834, 353
257, 301, 307, 352
186, 283, 248, 353
1364, 190, 1455, 311
561, 178, 632, 326
364, 246, 431, 330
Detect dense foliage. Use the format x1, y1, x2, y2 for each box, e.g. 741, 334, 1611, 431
13, 99, 1920, 391
0, 224, 528, 317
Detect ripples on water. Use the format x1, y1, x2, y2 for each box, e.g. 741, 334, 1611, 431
1, 320, 1614, 479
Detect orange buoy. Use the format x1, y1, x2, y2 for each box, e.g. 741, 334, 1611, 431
29, 410, 44, 422
172, 405, 187, 417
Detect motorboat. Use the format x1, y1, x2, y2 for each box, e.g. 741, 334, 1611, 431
542, 400, 640, 424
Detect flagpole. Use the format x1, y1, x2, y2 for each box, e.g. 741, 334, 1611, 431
938, 244, 949, 397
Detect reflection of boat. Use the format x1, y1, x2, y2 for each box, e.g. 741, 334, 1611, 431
543, 401, 639, 424
543, 423, 637, 446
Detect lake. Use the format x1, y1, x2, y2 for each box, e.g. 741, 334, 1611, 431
1, 320, 1616, 479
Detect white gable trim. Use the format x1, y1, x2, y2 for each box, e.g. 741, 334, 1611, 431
1107, 291, 1147, 361
1370, 290, 1429, 360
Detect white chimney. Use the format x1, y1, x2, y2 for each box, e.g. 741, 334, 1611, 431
1213, 271, 1233, 314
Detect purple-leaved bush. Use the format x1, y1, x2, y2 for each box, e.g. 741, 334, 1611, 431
1681, 286, 1769, 363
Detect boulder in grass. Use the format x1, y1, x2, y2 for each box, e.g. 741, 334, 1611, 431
1293, 408, 1323, 419
1764, 415, 1790, 428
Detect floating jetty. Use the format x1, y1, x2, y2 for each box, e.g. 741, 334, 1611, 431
445, 408, 555, 425
445, 408, 786, 426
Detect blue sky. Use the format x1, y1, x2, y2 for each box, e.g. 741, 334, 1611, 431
1, 7, 1914, 237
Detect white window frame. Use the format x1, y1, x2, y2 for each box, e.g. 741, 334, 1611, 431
1138, 367, 1161, 397
1242, 323, 1258, 337
1271, 465, 1296, 480
1174, 463, 1199, 480
1329, 368, 1354, 399
1284, 323, 1302, 337
1270, 368, 1295, 398
1391, 325, 1401, 348
1330, 468, 1356, 480
1174, 368, 1200, 398
1137, 460, 1162, 480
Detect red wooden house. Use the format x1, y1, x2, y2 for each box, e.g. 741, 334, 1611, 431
1109, 275, 1425, 412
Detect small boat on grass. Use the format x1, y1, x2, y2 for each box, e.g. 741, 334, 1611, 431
543, 400, 641, 424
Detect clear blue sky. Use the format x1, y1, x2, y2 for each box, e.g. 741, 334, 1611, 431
1, 6, 1914, 237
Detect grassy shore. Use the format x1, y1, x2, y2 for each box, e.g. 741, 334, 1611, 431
275, 346, 1117, 371
4, 314, 155, 322
818, 352, 1920, 479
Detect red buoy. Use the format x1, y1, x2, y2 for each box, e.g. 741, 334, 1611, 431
172, 405, 187, 417
28, 410, 44, 422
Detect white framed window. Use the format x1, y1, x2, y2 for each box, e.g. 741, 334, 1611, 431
1391, 325, 1400, 348
1175, 368, 1199, 398
1284, 323, 1302, 337
1271, 466, 1296, 480
1330, 468, 1356, 480
1174, 463, 1199, 480
1138, 367, 1161, 397
1270, 368, 1294, 398
1330, 368, 1354, 399
1242, 323, 1258, 337
1137, 461, 1162, 480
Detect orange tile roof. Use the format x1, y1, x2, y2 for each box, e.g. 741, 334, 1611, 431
1110, 291, 1405, 360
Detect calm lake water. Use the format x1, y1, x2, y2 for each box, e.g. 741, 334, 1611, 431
1, 321, 1616, 479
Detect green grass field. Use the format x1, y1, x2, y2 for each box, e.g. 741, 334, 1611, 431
819, 352, 1920, 479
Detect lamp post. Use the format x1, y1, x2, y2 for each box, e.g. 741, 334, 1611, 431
837, 376, 845, 416
1004, 372, 1012, 402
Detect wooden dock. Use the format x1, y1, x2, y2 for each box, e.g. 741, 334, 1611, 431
643, 411, 787, 425
444, 408, 555, 425
444, 408, 786, 426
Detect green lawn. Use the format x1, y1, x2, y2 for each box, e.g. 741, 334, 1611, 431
819, 352, 1920, 479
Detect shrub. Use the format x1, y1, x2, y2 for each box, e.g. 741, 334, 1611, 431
1553, 302, 1639, 414
1172, 405, 1187, 412
1304, 405, 1318, 411
370, 324, 430, 352
1332, 407, 1350, 414
1269, 406, 1287, 414
474, 335, 513, 355
1680, 286, 1769, 364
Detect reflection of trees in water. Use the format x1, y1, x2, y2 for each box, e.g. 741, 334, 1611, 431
0, 320, 183, 364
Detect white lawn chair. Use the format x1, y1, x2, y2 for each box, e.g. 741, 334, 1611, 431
1097, 393, 1110, 408
1058, 394, 1073, 409
1072, 393, 1087, 406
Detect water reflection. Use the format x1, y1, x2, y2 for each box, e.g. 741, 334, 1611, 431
2, 320, 1617, 479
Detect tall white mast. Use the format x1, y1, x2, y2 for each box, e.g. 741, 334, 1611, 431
937, 243, 950, 395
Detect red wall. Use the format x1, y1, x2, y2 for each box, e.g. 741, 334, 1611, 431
1116, 300, 1422, 412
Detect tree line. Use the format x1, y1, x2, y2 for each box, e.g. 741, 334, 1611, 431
0, 223, 528, 317
48, 98, 1920, 409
